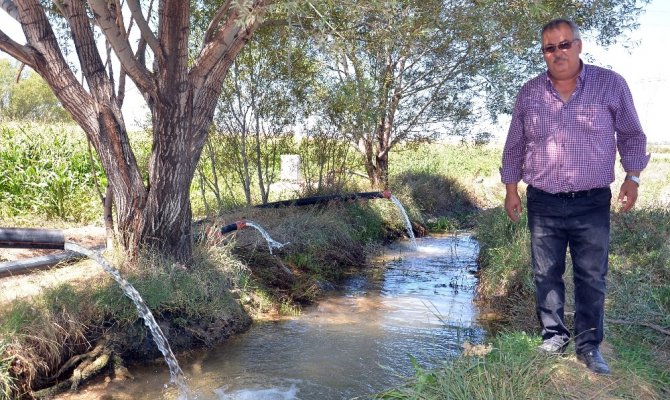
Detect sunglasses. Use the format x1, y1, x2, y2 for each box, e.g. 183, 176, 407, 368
541, 39, 580, 54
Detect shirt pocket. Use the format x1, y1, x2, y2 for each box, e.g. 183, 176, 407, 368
523, 106, 552, 140
575, 104, 613, 136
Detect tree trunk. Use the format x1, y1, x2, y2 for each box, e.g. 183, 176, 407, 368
95, 108, 148, 259
360, 125, 392, 189
374, 121, 392, 190
241, 134, 253, 207
103, 185, 115, 250
376, 152, 389, 190
1, 0, 267, 264
363, 158, 383, 189
142, 99, 200, 264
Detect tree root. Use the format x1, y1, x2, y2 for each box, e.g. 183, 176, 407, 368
113, 354, 134, 381
52, 340, 106, 382
565, 312, 670, 336
606, 318, 670, 336
32, 338, 134, 399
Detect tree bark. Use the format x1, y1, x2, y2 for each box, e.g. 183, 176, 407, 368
0, 0, 267, 264
104, 185, 115, 250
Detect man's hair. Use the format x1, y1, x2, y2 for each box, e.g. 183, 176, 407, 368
541, 19, 581, 40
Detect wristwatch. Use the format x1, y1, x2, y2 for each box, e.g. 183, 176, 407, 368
625, 175, 641, 186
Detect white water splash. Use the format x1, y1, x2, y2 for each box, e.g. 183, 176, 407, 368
245, 221, 289, 254
214, 383, 299, 400
389, 195, 417, 250
63, 243, 190, 400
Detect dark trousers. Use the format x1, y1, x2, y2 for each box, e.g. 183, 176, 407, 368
526, 185, 611, 354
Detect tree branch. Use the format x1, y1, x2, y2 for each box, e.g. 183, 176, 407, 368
391, 46, 475, 145
126, 0, 163, 61
0, 0, 19, 19
203, 0, 233, 44
61, 1, 114, 95
190, 1, 267, 106
88, 0, 155, 96
0, 1, 34, 65
0, 29, 33, 65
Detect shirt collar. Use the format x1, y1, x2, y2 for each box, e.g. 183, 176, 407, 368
544, 60, 586, 87
577, 60, 586, 84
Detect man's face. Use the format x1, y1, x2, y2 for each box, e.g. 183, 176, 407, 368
541, 23, 582, 80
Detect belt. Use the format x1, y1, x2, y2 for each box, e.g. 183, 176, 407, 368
528, 185, 608, 199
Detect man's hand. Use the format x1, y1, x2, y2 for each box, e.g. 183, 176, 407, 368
618, 179, 639, 213
504, 183, 523, 222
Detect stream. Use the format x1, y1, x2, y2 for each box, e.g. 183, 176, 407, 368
59, 233, 484, 400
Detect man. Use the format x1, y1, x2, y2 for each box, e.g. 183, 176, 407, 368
500, 18, 649, 375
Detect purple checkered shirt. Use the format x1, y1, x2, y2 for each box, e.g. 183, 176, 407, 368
501, 63, 649, 194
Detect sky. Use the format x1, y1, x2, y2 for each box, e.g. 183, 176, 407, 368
581, 0, 670, 144
1, 1, 669, 143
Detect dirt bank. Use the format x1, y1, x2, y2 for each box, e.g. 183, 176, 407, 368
0, 226, 254, 398
0, 206, 399, 399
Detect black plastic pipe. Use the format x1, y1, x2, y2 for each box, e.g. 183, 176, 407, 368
220, 220, 248, 234
255, 190, 391, 209
0, 227, 65, 250
219, 191, 392, 234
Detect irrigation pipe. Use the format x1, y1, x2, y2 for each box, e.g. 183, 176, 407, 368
0, 227, 104, 277
255, 190, 391, 209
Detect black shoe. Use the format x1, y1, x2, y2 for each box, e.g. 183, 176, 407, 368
577, 349, 611, 375
537, 338, 568, 355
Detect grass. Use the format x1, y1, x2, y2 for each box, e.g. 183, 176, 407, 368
1, 139, 668, 398
377, 332, 556, 400
0, 340, 16, 400
0, 244, 251, 396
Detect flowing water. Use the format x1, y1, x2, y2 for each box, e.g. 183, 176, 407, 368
244, 221, 289, 254
243, 195, 414, 254
63, 243, 190, 399
60, 234, 483, 400
389, 195, 417, 249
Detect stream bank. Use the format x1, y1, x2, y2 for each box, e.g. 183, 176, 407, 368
55, 234, 484, 400
1, 201, 423, 399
